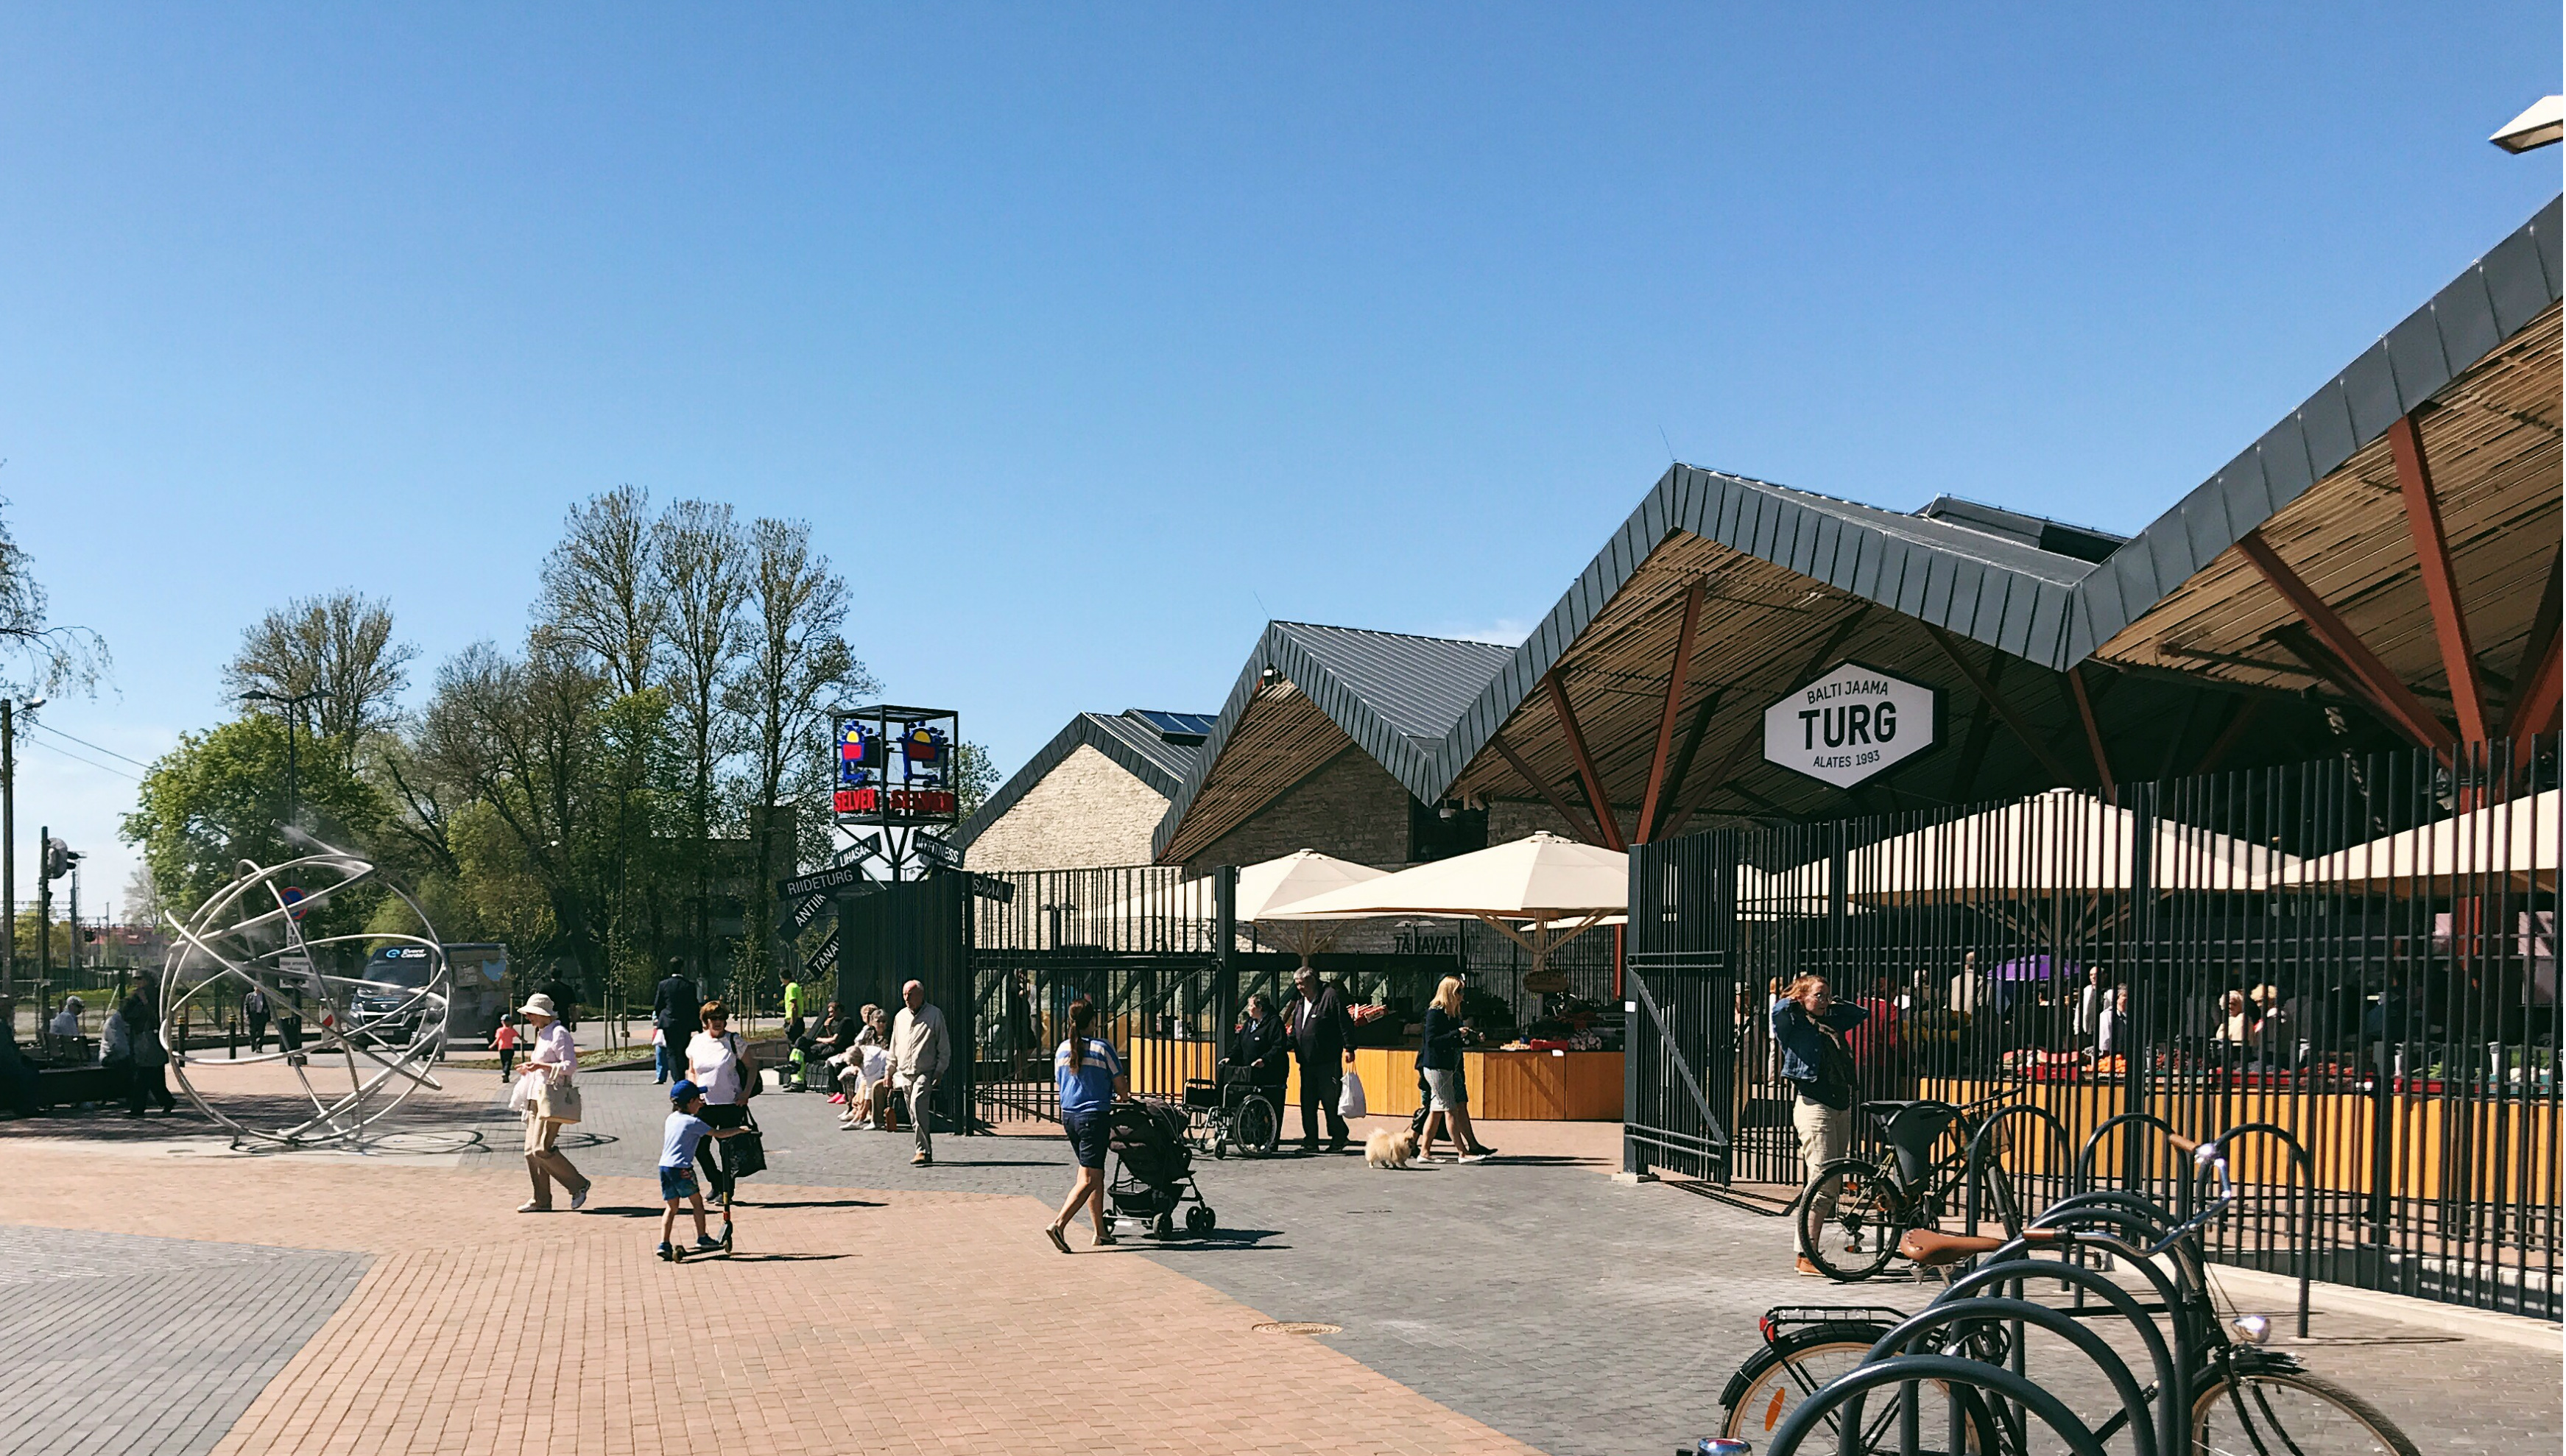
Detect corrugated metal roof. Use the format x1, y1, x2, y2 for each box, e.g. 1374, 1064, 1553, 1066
2065, 194, 2563, 662
1085, 711, 1204, 786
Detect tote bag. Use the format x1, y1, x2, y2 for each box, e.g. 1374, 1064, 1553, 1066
536, 1073, 584, 1124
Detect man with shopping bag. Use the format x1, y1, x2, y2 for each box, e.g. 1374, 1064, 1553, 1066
1284, 966, 1357, 1153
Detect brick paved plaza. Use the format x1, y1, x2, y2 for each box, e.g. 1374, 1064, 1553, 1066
5, 1064, 2559, 1455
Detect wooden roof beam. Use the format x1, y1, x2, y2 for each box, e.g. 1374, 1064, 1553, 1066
2389, 414, 2489, 743
2190, 696, 2260, 776
1922, 623, 2083, 790
1490, 729, 1606, 848
1635, 579, 1706, 844
2065, 665, 2116, 804
1544, 671, 1626, 852
2237, 529, 2457, 751
1660, 604, 1872, 841
2505, 549, 2562, 742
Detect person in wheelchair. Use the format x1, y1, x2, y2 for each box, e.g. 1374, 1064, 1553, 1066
1230, 992, 1289, 1110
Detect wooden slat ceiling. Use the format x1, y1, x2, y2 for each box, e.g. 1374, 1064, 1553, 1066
1444, 536, 2110, 832
1157, 682, 1348, 863
2093, 303, 2562, 724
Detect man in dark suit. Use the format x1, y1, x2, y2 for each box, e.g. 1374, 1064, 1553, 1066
1283, 966, 1357, 1152
652, 959, 701, 1084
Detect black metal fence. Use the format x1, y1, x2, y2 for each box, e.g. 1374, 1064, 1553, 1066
1627, 738, 2561, 1318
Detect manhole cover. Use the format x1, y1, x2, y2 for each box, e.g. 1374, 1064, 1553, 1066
1254, 1321, 1342, 1336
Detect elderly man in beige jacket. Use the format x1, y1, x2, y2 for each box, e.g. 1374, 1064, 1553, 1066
889, 979, 951, 1167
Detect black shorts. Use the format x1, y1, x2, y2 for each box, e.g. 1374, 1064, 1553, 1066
1063, 1109, 1110, 1170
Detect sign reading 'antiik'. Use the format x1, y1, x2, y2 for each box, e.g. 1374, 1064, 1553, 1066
1762, 662, 1941, 790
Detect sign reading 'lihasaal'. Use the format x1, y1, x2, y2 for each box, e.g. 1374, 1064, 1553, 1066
1763, 662, 1941, 789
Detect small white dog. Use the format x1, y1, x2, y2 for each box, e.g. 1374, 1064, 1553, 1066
1364, 1127, 1418, 1169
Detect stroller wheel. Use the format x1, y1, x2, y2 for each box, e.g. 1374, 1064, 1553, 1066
1152, 1211, 1176, 1237
1185, 1204, 1216, 1234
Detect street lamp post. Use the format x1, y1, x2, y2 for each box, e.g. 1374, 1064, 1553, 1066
2, 693, 44, 1028
240, 689, 331, 824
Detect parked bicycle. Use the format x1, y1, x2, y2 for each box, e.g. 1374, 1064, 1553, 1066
1796, 1096, 2023, 1283
1723, 1129, 2419, 1456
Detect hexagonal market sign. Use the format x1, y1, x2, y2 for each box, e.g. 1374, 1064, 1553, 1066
1762, 662, 1942, 790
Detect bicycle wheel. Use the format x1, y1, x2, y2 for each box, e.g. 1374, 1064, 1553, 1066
1798, 1157, 1906, 1281
1722, 1332, 1995, 1454
2191, 1368, 2421, 1456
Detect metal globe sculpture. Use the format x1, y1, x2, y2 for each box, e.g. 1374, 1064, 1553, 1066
161, 832, 451, 1145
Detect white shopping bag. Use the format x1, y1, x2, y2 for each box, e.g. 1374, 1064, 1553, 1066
1337, 1068, 1367, 1120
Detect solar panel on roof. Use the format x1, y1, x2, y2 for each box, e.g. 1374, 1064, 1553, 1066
1128, 709, 1216, 741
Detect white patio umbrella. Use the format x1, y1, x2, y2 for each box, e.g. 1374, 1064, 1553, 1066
1264, 831, 1629, 985
2282, 788, 2559, 894
1098, 850, 1392, 966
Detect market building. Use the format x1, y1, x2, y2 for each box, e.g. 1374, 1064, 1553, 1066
953, 709, 1213, 872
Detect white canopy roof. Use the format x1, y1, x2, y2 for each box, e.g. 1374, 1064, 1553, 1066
1819, 788, 2300, 902
1264, 831, 1627, 923
2282, 788, 2559, 894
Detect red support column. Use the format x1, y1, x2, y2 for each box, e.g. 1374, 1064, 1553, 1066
1545, 671, 1626, 852
1636, 579, 1707, 844
2389, 414, 2489, 743
2238, 529, 2456, 751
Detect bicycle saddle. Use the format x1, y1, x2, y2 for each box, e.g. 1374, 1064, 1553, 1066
1897, 1226, 2061, 1268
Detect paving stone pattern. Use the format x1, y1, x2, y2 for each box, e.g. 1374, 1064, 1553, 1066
0, 1225, 369, 1456
561, 1072, 2565, 1456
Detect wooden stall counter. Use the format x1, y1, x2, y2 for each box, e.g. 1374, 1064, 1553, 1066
1123, 1036, 1623, 1120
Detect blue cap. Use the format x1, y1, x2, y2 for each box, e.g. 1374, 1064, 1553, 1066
670, 1079, 702, 1103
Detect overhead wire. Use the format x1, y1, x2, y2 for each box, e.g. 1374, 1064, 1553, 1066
18, 735, 144, 782
26, 720, 155, 769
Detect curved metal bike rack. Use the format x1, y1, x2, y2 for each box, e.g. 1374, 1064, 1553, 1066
1763, 1351, 2109, 1456
1936, 1243, 2188, 1456
1960, 1100, 2073, 1237
2198, 1121, 2316, 1337
1863, 1296, 2158, 1456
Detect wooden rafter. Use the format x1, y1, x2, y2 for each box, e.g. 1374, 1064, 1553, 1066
2506, 550, 2563, 741
1922, 623, 2082, 789
1651, 690, 1720, 833
1545, 671, 1626, 852
2190, 696, 2260, 776
2065, 665, 2115, 804
2238, 529, 2457, 750
2266, 624, 2412, 735
2389, 414, 2489, 742
1491, 729, 1604, 847
1660, 605, 1872, 838
1635, 579, 1707, 844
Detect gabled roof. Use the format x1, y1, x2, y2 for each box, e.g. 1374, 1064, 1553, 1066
1149, 623, 1513, 863
2068, 194, 2562, 662
1429, 468, 2112, 794
951, 710, 1209, 852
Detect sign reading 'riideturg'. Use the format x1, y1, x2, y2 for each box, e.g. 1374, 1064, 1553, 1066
1763, 662, 1942, 789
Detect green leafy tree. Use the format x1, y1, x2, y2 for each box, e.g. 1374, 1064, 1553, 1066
120, 714, 387, 937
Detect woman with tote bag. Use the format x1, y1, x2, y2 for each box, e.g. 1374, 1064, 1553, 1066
513, 993, 591, 1213
685, 1000, 760, 1207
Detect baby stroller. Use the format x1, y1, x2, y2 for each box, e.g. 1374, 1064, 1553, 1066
1107, 1097, 1218, 1237
1182, 1061, 1281, 1159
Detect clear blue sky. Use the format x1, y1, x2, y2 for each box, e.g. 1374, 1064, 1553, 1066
2, 5, 2556, 911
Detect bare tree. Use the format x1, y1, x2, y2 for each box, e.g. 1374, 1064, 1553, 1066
726, 516, 875, 994
536, 486, 663, 696
222, 591, 416, 754
0, 495, 107, 699
652, 499, 752, 980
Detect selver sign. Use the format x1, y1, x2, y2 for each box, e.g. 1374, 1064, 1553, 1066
1761, 662, 1941, 789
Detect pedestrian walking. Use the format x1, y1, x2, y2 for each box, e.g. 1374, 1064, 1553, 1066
101, 997, 135, 1105
1771, 974, 1866, 1276
512, 992, 591, 1213
890, 980, 950, 1167
1044, 997, 1124, 1252
1283, 966, 1356, 1152
494, 1017, 520, 1082
658, 1079, 744, 1259
652, 958, 701, 1085
1417, 976, 1494, 1163
685, 1001, 756, 1206
123, 989, 176, 1116
242, 984, 269, 1054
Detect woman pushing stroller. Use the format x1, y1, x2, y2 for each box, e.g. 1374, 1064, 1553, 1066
1044, 997, 1125, 1252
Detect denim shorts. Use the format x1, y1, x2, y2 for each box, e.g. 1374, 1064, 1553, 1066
1063, 1109, 1110, 1170
659, 1165, 699, 1202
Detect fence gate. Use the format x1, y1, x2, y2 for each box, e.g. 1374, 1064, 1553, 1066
1626, 740, 2562, 1319
836, 874, 975, 1139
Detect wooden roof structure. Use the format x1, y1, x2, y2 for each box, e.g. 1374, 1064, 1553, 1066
1150, 197, 2564, 860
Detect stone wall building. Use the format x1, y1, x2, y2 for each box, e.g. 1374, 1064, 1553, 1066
952, 710, 1210, 872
